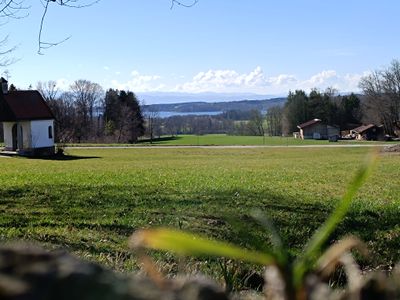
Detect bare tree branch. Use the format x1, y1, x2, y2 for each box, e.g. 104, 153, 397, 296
37, 0, 99, 54
0, 35, 17, 66
52, 0, 101, 9
0, 0, 29, 66
1, 0, 199, 58
170, 0, 198, 9
0, 0, 29, 19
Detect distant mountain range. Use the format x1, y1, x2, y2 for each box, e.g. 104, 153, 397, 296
142, 96, 287, 113
136, 92, 284, 105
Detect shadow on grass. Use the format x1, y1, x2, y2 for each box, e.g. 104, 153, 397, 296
137, 136, 182, 144
1, 183, 400, 265
26, 232, 134, 258
27, 154, 101, 161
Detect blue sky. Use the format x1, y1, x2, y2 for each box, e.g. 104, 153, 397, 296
2, 0, 400, 102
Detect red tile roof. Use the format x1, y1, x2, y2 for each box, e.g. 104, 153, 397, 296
0, 90, 54, 121
297, 119, 321, 129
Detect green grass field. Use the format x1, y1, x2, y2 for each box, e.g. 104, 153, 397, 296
65, 134, 394, 147
0, 146, 399, 278
139, 134, 394, 146
140, 135, 327, 145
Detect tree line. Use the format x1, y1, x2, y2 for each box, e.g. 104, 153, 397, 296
282, 89, 362, 134
145, 90, 362, 138
2, 59, 399, 143
35, 80, 392, 143
158, 58, 397, 138
282, 59, 400, 137
37, 80, 145, 143
359, 60, 400, 135
141, 109, 282, 137
145, 61, 400, 139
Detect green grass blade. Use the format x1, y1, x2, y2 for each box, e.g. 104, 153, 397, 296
293, 153, 377, 286
250, 209, 289, 265
130, 228, 276, 266
224, 213, 271, 252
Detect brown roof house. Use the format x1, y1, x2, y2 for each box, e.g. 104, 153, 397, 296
0, 77, 55, 156
350, 124, 385, 141
297, 118, 340, 140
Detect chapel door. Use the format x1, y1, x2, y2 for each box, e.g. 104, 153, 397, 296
11, 124, 23, 150
12, 124, 17, 150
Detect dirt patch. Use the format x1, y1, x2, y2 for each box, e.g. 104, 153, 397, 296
382, 144, 400, 153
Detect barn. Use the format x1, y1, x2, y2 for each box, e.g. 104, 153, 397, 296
350, 124, 385, 141
297, 118, 340, 140
0, 77, 55, 156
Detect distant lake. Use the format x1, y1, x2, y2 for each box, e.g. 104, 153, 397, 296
153, 111, 223, 118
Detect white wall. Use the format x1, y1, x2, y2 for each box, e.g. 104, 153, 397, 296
3, 122, 14, 149
30, 120, 54, 148
3, 121, 32, 150
20, 121, 32, 149
3, 120, 54, 150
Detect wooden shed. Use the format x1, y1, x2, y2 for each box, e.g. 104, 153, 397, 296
297, 119, 340, 140
350, 124, 385, 141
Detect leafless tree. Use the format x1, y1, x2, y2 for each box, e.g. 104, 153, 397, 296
0, 0, 29, 63
265, 105, 283, 136
247, 109, 265, 136
163, 117, 180, 136
0, 0, 100, 59
36, 89, 77, 142
37, 0, 198, 53
37, 80, 58, 101
1, 0, 199, 58
0, 36, 17, 67
359, 60, 400, 135
70, 79, 103, 139
145, 107, 160, 143
37, 0, 100, 54
0, 0, 27, 18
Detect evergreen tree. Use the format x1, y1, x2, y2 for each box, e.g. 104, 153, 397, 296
104, 89, 144, 143
284, 90, 309, 133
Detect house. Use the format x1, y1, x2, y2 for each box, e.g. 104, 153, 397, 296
0, 77, 55, 156
350, 124, 385, 141
297, 118, 340, 140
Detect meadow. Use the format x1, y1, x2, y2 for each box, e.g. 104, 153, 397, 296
65, 134, 393, 147
138, 134, 395, 146
140, 134, 329, 145
0, 146, 399, 280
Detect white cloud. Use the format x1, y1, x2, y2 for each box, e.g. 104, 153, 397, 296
111, 70, 163, 92
268, 74, 297, 86
105, 67, 369, 95
295, 70, 370, 93
308, 70, 337, 85
244, 66, 266, 86
340, 71, 371, 92
171, 67, 367, 94
103, 66, 110, 71
174, 66, 268, 93
299, 70, 339, 90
